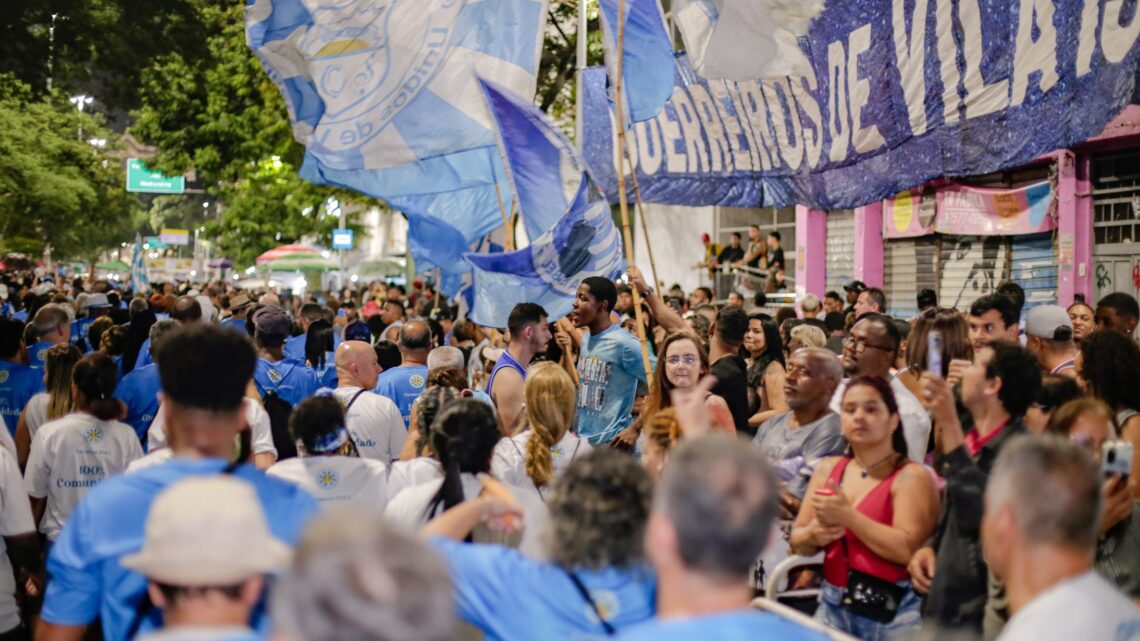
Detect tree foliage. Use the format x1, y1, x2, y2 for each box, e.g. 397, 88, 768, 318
0, 76, 143, 259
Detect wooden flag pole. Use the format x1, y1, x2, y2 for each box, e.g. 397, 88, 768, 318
612, 0, 653, 382
493, 182, 514, 252
624, 143, 662, 292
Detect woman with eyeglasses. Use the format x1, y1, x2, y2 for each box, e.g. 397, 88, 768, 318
1045, 399, 1139, 599
639, 333, 734, 435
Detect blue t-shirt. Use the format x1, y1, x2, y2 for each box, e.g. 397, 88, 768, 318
374, 364, 429, 429
41, 458, 319, 640
28, 340, 56, 369
130, 337, 153, 372
284, 333, 343, 363
576, 325, 653, 445
0, 360, 43, 433
113, 364, 162, 444
221, 317, 248, 335
616, 610, 829, 641
253, 358, 320, 407
430, 537, 656, 641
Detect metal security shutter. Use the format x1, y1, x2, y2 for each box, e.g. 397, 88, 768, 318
1092, 152, 1140, 304
884, 237, 938, 318
939, 236, 1010, 312
825, 209, 855, 295
1010, 233, 1057, 311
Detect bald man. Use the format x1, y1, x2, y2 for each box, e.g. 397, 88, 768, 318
333, 340, 406, 461
259, 293, 281, 307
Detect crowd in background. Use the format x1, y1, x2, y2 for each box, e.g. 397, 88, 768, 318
0, 260, 1132, 641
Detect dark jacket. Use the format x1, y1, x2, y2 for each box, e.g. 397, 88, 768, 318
922, 418, 1027, 632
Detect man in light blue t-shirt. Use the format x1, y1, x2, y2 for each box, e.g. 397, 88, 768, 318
252, 306, 319, 407
572, 277, 652, 446
374, 319, 431, 428
617, 435, 827, 641
114, 319, 182, 445
0, 318, 43, 434
38, 324, 318, 641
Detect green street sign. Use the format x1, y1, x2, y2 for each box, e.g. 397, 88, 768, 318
126, 158, 185, 194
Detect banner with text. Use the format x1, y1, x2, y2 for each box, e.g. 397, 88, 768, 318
885, 181, 1056, 238
582, 0, 1140, 210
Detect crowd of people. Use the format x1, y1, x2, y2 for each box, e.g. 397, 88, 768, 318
0, 265, 1134, 641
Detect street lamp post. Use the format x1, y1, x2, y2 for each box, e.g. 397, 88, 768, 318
68, 94, 93, 140
47, 14, 65, 93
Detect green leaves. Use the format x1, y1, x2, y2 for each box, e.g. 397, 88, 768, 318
0, 76, 142, 259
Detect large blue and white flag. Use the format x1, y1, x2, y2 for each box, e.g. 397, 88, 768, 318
465, 200, 625, 328
479, 79, 591, 242
130, 233, 149, 294
245, 0, 548, 199
597, 0, 675, 125
389, 180, 509, 277
672, 0, 822, 80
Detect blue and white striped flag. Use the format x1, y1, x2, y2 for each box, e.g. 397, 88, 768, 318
480, 78, 592, 242
245, 0, 548, 199
130, 233, 149, 294
465, 200, 625, 328
597, 0, 675, 125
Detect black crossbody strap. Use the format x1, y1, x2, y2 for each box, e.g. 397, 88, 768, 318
564, 570, 615, 635
344, 388, 368, 413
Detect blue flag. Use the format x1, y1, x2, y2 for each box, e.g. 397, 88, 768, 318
130, 233, 149, 294
385, 174, 511, 284
246, 0, 547, 199
597, 0, 675, 125
465, 200, 625, 328
479, 79, 592, 242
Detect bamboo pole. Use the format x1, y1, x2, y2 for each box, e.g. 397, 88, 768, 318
625, 147, 661, 291
612, 0, 653, 381
494, 182, 514, 252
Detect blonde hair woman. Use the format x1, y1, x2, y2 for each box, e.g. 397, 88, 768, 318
491, 362, 590, 497
16, 344, 81, 468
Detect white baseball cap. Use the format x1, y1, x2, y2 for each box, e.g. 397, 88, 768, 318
122, 476, 291, 586
1025, 304, 1073, 341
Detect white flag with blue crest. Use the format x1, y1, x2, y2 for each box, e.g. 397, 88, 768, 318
245, 0, 548, 200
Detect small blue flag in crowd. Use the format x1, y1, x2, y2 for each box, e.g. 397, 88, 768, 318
245, 0, 547, 201
130, 233, 149, 293
597, 0, 676, 125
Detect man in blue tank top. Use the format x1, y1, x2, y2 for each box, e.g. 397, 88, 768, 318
486, 303, 550, 435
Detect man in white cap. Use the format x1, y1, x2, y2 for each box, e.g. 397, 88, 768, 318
123, 476, 292, 641
1024, 305, 1079, 378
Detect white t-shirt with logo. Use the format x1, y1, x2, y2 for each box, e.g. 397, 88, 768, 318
268, 456, 387, 510
24, 412, 143, 540
126, 448, 173, 473
0, 448, 34, 633
384, 472, 549, 559
0, 416, 15, 463
332, 387, 406, 462
997, 570, 1140, 641
148, 399, 277, 458
24, 393, 50, 439
491, 430, 591, 497
386, 457, 443, 500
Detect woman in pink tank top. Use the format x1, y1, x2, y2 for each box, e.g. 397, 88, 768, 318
791, 376, 940, 640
